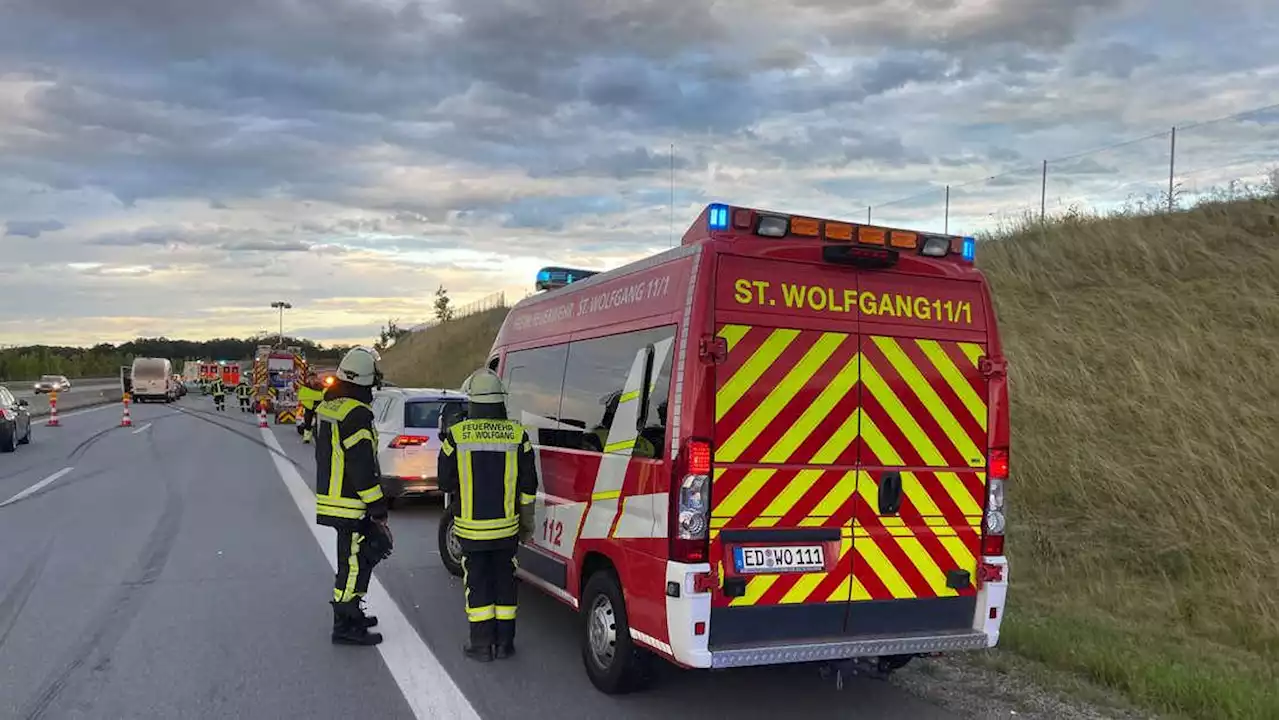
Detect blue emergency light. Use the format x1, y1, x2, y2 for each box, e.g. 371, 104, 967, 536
962, 237, 976, 262
708, 203, 730, 231
536, 266, 599, 291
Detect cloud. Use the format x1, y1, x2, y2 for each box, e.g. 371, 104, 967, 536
0, 0, 1275, 345
5, 218, 65, 237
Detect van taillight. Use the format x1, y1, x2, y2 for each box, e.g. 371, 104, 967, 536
671, 439, 712, 564
981, 449, 1007, 557
389, 435, 430, 449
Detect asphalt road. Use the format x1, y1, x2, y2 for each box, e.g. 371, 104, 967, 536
0, 395, 964, 720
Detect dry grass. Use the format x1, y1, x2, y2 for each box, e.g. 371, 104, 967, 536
980, 195, 1279, 719
379, 307, 510, 389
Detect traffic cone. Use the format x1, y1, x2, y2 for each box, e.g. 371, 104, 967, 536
258, 405, 268, 429
120, 397, 132, 427
46, 395, 60, 427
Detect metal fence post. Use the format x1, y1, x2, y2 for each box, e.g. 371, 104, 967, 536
1168, 126, 1176, 212
944, 185, 950, 234
1040, 160, 1048, 223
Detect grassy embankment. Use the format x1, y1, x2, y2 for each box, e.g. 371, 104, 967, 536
383, 196, 1278, 719
983, 194, 1277, 720
380, 307, 510, 390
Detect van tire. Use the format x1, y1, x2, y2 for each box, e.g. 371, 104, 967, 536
438, 514, 464, 578
580, 570, 651, 694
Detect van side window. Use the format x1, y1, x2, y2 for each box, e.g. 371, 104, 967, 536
559, 326, 676, 458
503, 345, 569, 437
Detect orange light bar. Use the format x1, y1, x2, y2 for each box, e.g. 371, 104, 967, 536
858, 227, 887, 245
790, 217, 820, 236
890, 230, 918, 249
824, 222, 853, 241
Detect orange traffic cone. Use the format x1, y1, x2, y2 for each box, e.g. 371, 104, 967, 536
47, 395, 60, 427
120, 397, 132, 427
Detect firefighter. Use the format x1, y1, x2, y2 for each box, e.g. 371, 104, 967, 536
236, 379, 254, 412
316, 347, 392, 646
297, 374, 324, 443
210, 375, 227, 411
438, 368, 538, 662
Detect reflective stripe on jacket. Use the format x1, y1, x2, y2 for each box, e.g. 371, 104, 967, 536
315, 396, 385, 528
437, 419, 538, 543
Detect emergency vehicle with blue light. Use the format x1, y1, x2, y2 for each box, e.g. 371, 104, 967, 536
468, 204, 1010, 693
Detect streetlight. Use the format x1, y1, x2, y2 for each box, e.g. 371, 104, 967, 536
270, 301, 293, 346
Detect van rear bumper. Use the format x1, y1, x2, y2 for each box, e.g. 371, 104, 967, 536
708, 629, 988, 669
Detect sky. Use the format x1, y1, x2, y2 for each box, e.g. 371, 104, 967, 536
0, 0, 1276, 347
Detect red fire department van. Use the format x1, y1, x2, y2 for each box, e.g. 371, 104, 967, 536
484, 203, 1009, 693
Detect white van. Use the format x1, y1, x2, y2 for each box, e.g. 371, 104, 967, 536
131, 358, 173, 403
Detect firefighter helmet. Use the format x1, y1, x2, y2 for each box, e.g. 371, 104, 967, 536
461, 368, 507, 405
337, 346, 382, 387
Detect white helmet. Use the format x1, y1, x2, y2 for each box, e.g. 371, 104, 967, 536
461, 368, 507, 404
337, 346, 382, 387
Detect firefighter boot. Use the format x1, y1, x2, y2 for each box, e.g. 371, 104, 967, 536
494, 642, 516, 660
331, 601, 383, 646
355, 597, 379, 628
495, 621, 516, 659
463, 623, 495, 662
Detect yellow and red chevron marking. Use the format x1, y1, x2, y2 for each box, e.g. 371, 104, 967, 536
858, 335, 987, 469
713, 324, 862, 466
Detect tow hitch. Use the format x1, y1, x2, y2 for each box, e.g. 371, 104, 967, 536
819, 655, 916, 689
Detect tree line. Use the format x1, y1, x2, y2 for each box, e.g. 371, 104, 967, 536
0, 335, 353, 382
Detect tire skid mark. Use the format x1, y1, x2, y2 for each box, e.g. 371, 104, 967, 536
0, 468, 110, 511
175, 406, 306, 472
0, 537, 55, 652
20, 458, 185, 720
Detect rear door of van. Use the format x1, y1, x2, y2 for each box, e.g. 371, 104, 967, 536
708, 253, 864, 646
850, 270, 990, 637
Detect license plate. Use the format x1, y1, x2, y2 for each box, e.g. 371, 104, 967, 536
733, 545, 825, 574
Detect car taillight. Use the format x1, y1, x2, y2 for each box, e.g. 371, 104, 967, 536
389, 435, 430, 449
671, 439, 712, 563
981, 448, 1007, 557
0, 409, 11, 421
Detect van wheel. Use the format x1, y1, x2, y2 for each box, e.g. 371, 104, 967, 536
438, 514, 464, 577
581, 570, 651, 694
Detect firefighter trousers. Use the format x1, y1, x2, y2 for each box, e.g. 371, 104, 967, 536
334, 528, 376, 603
213, 394, 226, 410
462, 543, 518, 646
238, 396, 251, 411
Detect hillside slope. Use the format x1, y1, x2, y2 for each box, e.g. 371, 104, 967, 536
380, 307, 509, 389
981, 196, 1278, 720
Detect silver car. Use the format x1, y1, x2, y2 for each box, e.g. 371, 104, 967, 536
371, 387, 468, 507
32, 375, 71, 394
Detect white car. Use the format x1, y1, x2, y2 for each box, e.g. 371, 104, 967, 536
371, 387, 467, 507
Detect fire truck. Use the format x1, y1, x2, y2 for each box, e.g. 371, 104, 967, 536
252, 345, 306, 423
440, 203, 1009, 693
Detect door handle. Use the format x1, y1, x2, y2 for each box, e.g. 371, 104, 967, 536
878, 471, 903, 515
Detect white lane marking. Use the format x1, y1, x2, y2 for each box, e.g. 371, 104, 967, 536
259, 428, 480, 720
1, 467, 75, 507
131, 423, 153, 434
39, 403, 117, 421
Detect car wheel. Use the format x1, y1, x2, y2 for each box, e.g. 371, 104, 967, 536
437, 514, 465, 578
580, 570, 652, 694
0, 428, 15, 453
18, 424, 31, 445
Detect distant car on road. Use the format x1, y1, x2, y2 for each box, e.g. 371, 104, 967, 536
0, 385, 32, 452
371, 387, 467, 507
32, 375, 71, 394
